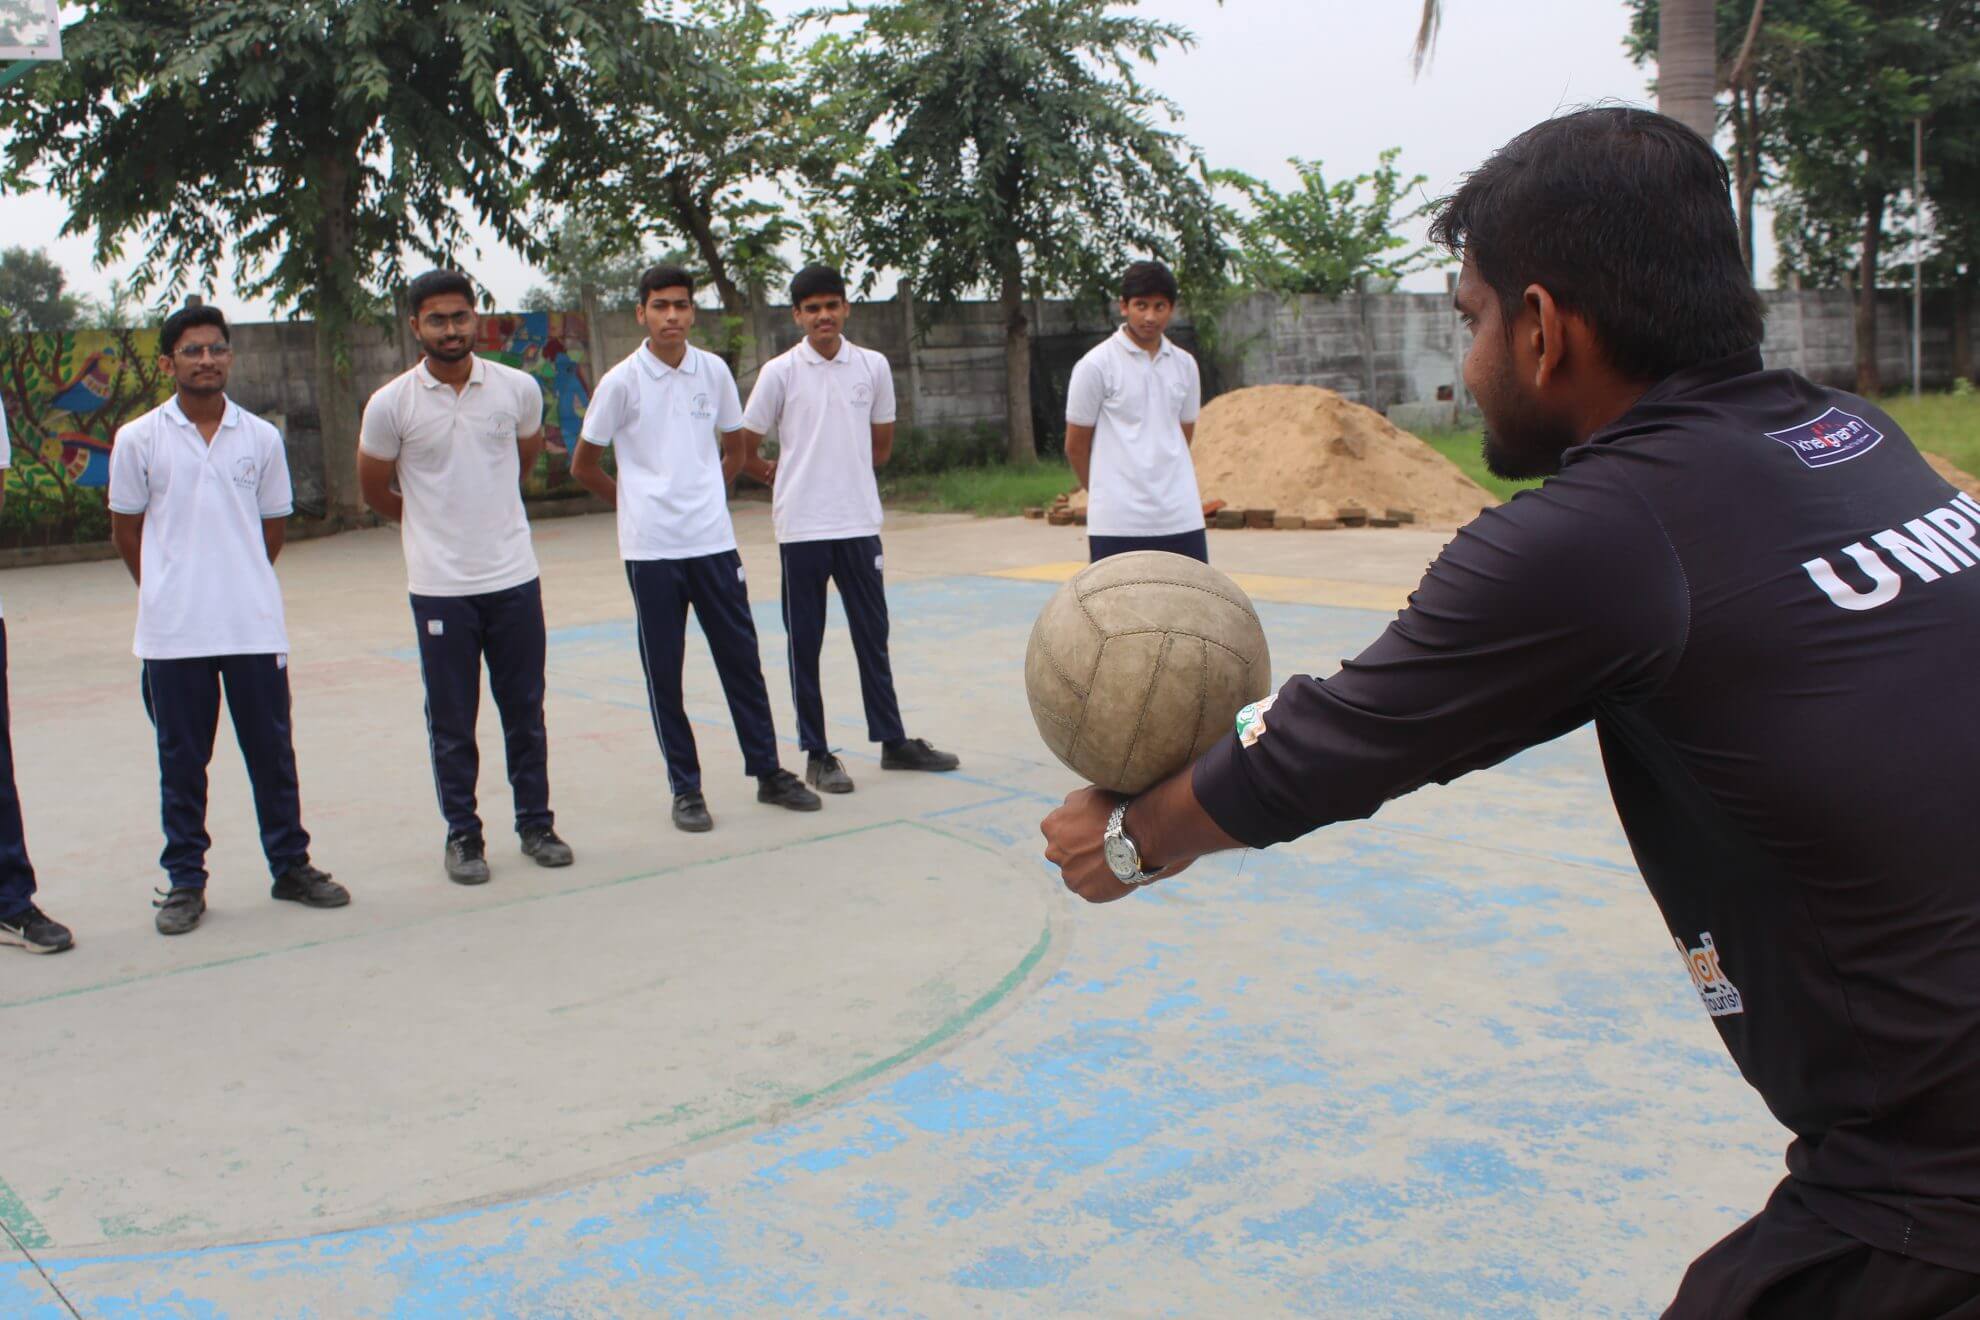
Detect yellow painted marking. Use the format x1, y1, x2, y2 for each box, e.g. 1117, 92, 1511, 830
983, 562, 1411, 613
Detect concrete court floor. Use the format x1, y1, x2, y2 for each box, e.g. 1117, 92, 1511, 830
0, 504, 1788, 1317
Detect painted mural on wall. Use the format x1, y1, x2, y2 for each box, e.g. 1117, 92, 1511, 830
0, 328, 170, 548
474, 311, 593, 497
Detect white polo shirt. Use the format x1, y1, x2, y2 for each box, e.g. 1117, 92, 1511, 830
0, 404, 11, 620
1066, 329, 1204, 537
741, 337, 895, 545
581, 343, 744, 561
358, 356, 544, 597
106, 396, 293, 660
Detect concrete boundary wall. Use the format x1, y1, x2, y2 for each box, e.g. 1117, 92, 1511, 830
50, 286, 1980, 532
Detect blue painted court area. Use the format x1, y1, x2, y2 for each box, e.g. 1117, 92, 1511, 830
1, 576, 1788, 1317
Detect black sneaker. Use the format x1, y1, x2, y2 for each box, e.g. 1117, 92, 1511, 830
153, 887, 206, 936
445, 833, 490, 885
271, 862, 350, 908
0, 904, 73, 954
672, 791, 714, 833
881, 737, 961, 772
520, 826, 574, 868
757, 769, 823, 812
806, 751, 855, 794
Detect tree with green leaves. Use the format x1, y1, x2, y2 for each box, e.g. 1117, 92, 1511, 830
536, 0, 811, 356
0, 1, 654, 512
521, 216, 661, 315
0, 247, 85, 333
1214, 150, 1440, 298
805, 0, 1226, 465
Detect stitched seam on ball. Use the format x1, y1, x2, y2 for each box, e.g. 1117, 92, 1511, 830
1182, 635, 1208, 764
1037, 629, 1090, 701
1100, 628, 1253, 662
1117, 631, 1174, 786
1081, 579, 1258, 618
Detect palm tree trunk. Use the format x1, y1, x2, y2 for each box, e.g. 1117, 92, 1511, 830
1657, 0, 1719, 140
999, 255, 1037, 466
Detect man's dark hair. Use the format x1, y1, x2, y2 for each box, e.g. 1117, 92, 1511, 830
407, 269, 478, 316
160, 305, 229, 357
789, 264, 847, 305
639, 264, 696, 303
1120, 261, 1179, 304
1428, 106, 1765, 382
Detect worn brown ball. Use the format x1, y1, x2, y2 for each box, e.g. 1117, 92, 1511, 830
1025, 551, 1273, 793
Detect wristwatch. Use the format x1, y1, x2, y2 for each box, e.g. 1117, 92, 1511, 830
1103, 800, 1163, 887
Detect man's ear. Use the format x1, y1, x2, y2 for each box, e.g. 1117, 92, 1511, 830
1523, 284, 1570, 391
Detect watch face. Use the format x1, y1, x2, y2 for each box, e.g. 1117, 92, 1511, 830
1103, 831, 1139, 880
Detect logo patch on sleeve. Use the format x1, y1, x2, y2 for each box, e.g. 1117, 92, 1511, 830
1765, 407, 1884, 469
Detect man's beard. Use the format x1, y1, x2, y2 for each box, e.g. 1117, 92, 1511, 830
422, 338, 473, 363
1478, 363, 1577, 480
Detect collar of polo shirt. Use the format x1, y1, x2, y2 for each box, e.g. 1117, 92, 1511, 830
1115, 327, 1173, 361
636, 342, 700, 378
164, 393, 242, 432
415, 355, 487, 390
796, 337, 851, 366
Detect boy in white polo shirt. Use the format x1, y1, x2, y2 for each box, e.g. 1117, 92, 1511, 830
738, 265, 959, 795
107, 306, 349, 936
0, 402, 74, 954
571, 264, 820, 833
357, 270, 575, 886
1064, 260, 1207, 564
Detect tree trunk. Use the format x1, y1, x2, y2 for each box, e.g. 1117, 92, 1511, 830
1734, 87, 1760, 274
1657, 0, 1719, 141
313, 146, 365, 521
1855, 192, 1884, 396
1954, 278, 1973, 385
999, 257, 1037, 466
669, 175, 748, 366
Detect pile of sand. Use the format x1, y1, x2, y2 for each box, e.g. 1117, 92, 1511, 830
1926, 451, 1980, 500
1190, 385, 1496, 527
1069, 385, 1495, 528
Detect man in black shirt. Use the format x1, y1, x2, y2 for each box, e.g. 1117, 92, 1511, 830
1041, 107, 1980, 1317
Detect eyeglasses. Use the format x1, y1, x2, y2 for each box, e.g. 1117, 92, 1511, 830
174, 344, 234, 361
420, 311, 475, 331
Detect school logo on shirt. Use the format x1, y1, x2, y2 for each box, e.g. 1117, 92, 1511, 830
1235, 693, 1277, 748
1765, 407, 1883, 470
232, 457, 257, 489
690, 392, 713, 420
851, 382, 873, 407
1675, 931, 1744, 1017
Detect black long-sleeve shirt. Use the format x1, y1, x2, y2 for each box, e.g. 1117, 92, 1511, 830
1194, 350, 1980, 1269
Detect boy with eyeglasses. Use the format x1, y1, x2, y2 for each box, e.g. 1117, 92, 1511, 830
108, 305, 348, 936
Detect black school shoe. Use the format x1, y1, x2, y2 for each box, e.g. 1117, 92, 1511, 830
757, 770, 822, 812
445, 833, 491, 886
806, 752, 855, 795
881, 738, 961, 773
672, 791, 714, 833
153, 887, 206, 936
520, 826, 574, 868
0, 904, 73, 954
272, 862, 350, 908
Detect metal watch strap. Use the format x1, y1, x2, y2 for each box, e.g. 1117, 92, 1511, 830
1106, 800, 1162, 887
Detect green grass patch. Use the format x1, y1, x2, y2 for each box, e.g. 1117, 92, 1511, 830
1879, 391, 1980, 477
880, 461, 1077, 517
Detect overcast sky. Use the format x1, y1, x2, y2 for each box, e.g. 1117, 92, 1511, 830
8, 1, 1755, 321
